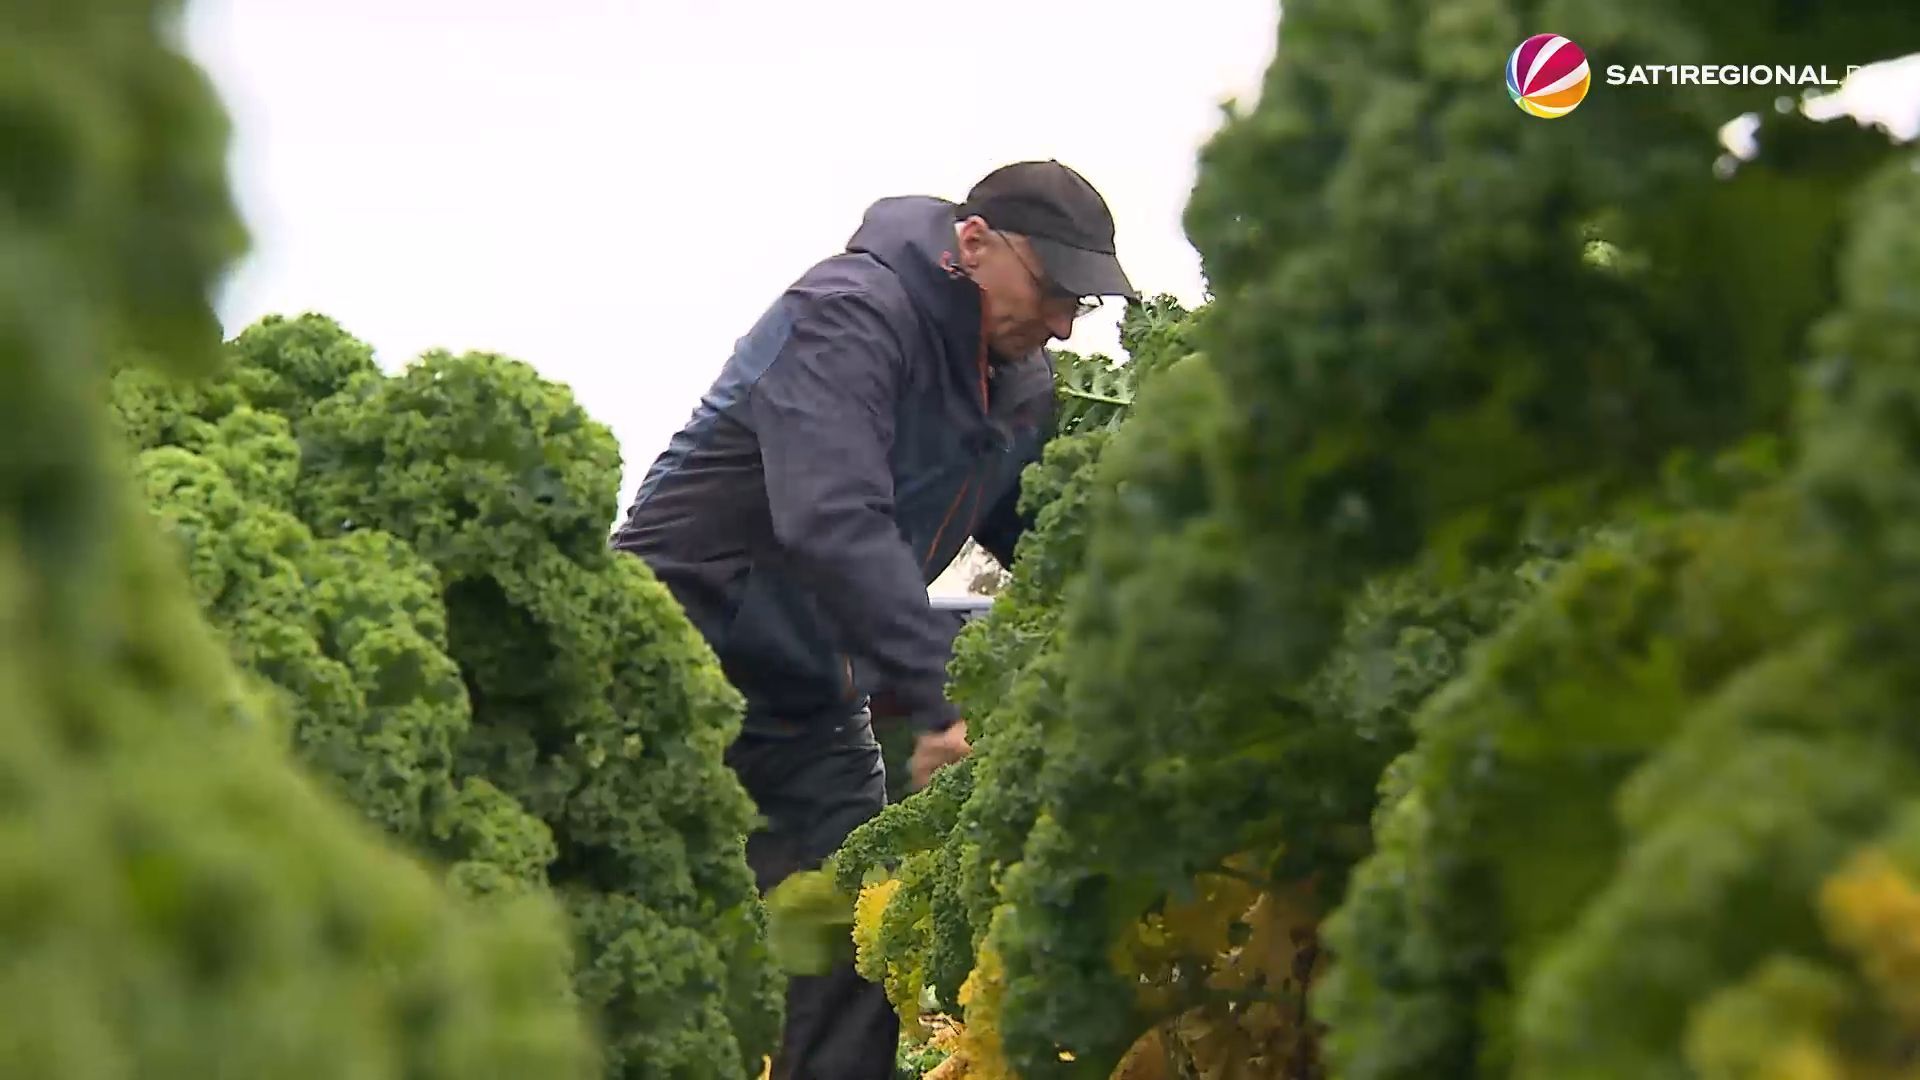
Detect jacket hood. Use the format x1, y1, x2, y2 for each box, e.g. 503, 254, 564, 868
845, 196, 1054, 425
844, 196, 981, 360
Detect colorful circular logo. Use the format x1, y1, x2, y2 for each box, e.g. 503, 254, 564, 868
1507, 34, 1591, 118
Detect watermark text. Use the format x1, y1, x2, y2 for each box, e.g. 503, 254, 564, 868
1604, 65, 1863, 87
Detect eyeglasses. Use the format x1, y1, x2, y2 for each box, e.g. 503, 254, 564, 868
993, 229, 1102, 318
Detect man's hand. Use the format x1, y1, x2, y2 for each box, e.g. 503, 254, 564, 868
909, 720, 971, 790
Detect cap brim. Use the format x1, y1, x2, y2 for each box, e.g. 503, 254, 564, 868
1027, 235, 1139, 301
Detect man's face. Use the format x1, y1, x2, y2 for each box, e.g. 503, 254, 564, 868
955, 216, 1086, 360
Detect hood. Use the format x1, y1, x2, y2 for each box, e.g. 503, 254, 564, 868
845, 196, 982, 365
845, 196, 1053, 424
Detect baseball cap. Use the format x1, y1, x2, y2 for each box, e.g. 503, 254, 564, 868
955, 160, 1139, 302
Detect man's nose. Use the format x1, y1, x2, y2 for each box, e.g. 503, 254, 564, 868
1047, 308, 1074, 342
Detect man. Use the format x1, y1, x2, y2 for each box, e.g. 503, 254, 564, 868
610, 160, 1136, 1078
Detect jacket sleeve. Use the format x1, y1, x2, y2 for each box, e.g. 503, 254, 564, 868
971, 480, 1031, 570
746, 288, 962, 734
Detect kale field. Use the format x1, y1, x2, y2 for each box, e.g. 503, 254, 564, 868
10, 0, 1920, 1077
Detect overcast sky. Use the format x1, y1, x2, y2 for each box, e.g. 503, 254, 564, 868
179, 0, 1280, 509
178, 4, 1918, 518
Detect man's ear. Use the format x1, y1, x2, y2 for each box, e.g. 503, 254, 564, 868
955, 215, 992, 271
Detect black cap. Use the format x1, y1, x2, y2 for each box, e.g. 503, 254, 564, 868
955, 160, 1138, 301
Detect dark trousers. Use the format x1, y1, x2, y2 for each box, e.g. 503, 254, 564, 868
725, 710, 900, 1080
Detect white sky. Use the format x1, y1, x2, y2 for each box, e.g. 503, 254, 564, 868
177, 4, 1918, 520
179, 0, 1280, 511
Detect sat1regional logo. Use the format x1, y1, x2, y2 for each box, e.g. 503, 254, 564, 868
1507, 34, 1592, 118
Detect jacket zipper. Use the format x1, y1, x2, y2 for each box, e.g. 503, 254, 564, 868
923, 476, 971, 572
923, 311, 997, 573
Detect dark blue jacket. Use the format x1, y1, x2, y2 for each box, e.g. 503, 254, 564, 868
611, 196, 1053, 734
